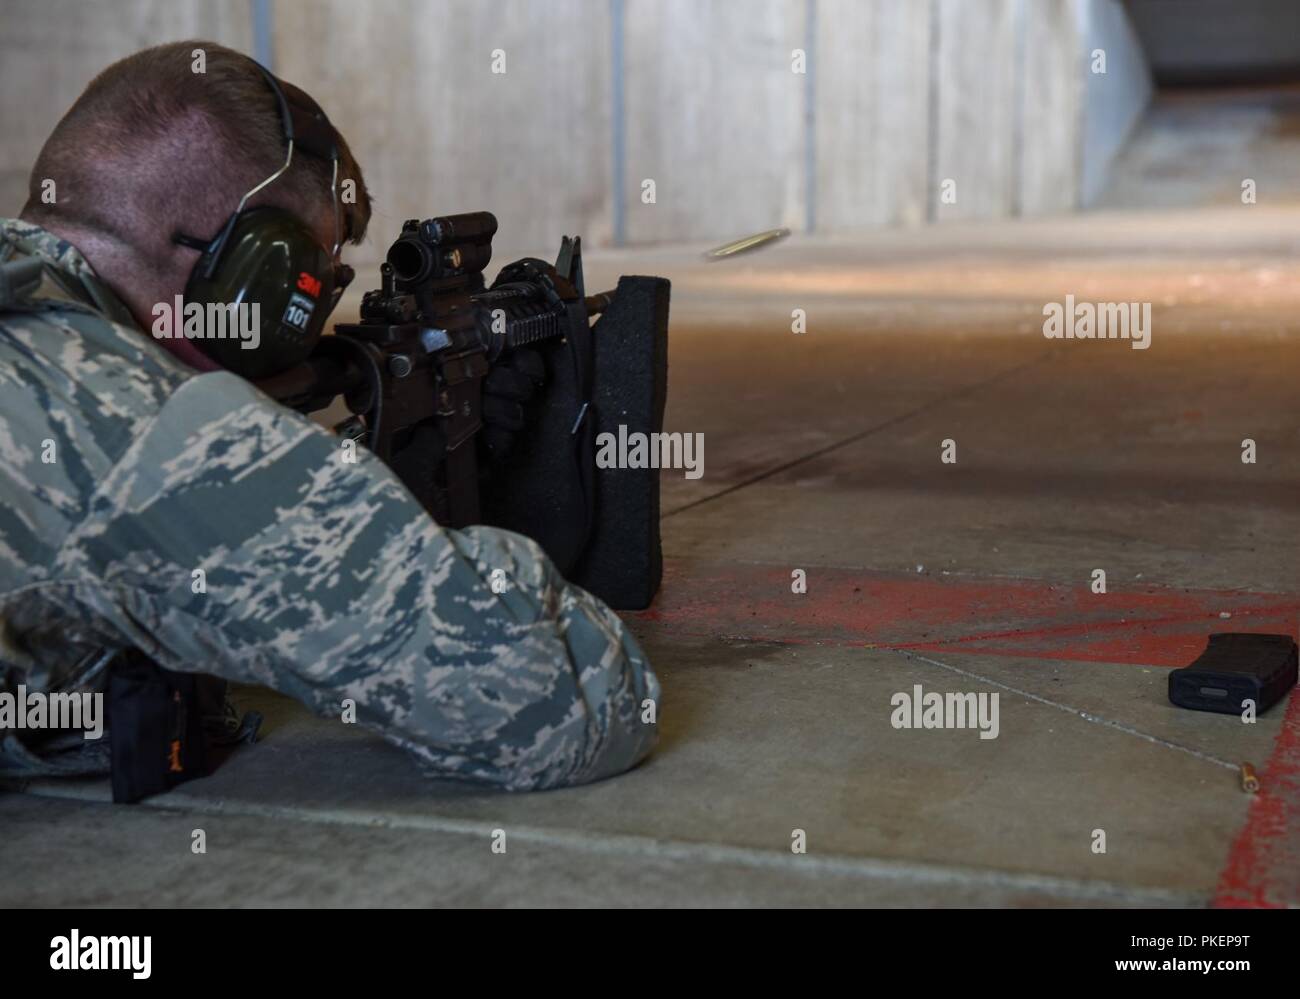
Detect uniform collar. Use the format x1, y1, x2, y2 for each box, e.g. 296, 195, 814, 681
0, 217, 140, 329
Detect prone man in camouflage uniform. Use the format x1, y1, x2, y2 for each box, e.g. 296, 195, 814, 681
0, 41, 659, 791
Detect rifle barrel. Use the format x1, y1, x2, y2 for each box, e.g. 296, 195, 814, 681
583, 289, 618, 315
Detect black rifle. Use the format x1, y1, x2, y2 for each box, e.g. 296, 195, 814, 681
256, 211, 670, 609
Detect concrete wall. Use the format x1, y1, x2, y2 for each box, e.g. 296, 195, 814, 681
814, 0, 931, 229
0, 0, 1147, 254
1078, 0, 1153, 206
932, 0, 1021, 221
273, 0, 612, 263
1021, 1, 1087, 216
622, 0, 805, 244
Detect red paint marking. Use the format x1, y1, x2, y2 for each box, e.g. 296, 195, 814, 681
636, 560, 1299, 666
1213, 686, 1300, 908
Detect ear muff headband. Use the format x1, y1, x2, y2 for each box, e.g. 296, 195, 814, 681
191, 63, 341, 279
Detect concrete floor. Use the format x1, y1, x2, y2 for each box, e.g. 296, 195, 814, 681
1098, 86, 1300, 212
5, 102, 1300, 907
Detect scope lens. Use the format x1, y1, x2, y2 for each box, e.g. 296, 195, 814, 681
387, 238, 428, 282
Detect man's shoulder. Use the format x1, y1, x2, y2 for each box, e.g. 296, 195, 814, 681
0, 300, 224, 546
0, 298, 197, 443
0, 297, 327, 582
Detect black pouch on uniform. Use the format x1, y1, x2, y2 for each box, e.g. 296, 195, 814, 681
107, 649, 222, 804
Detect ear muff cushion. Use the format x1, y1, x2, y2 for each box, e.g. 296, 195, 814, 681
182, 206, 335, 379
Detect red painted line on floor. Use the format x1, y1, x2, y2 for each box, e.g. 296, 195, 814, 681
1213, 686, 1300, 909
637, 560, 1299, 667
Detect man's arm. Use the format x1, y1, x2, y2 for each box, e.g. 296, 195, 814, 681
59, 370, 660, 790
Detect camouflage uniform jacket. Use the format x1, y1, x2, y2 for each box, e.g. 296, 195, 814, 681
0, 217, 659, 790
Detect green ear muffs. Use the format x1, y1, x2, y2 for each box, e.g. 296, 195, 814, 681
170, 58, 353, 381
180, 206, 337, 380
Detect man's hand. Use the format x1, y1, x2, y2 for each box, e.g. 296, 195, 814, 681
480, 347, 546, 462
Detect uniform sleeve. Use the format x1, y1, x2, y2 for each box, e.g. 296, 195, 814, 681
56, 371, 660, 790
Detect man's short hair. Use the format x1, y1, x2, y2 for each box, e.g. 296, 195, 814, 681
22, 40, 371, 270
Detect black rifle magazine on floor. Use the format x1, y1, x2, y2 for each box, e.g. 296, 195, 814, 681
1168, 633, 1298, 716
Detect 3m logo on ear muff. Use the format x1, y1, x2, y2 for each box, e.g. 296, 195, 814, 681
297, 272, 323, 298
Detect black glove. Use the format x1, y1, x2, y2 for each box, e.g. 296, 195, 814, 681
480, 348, 547, 463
